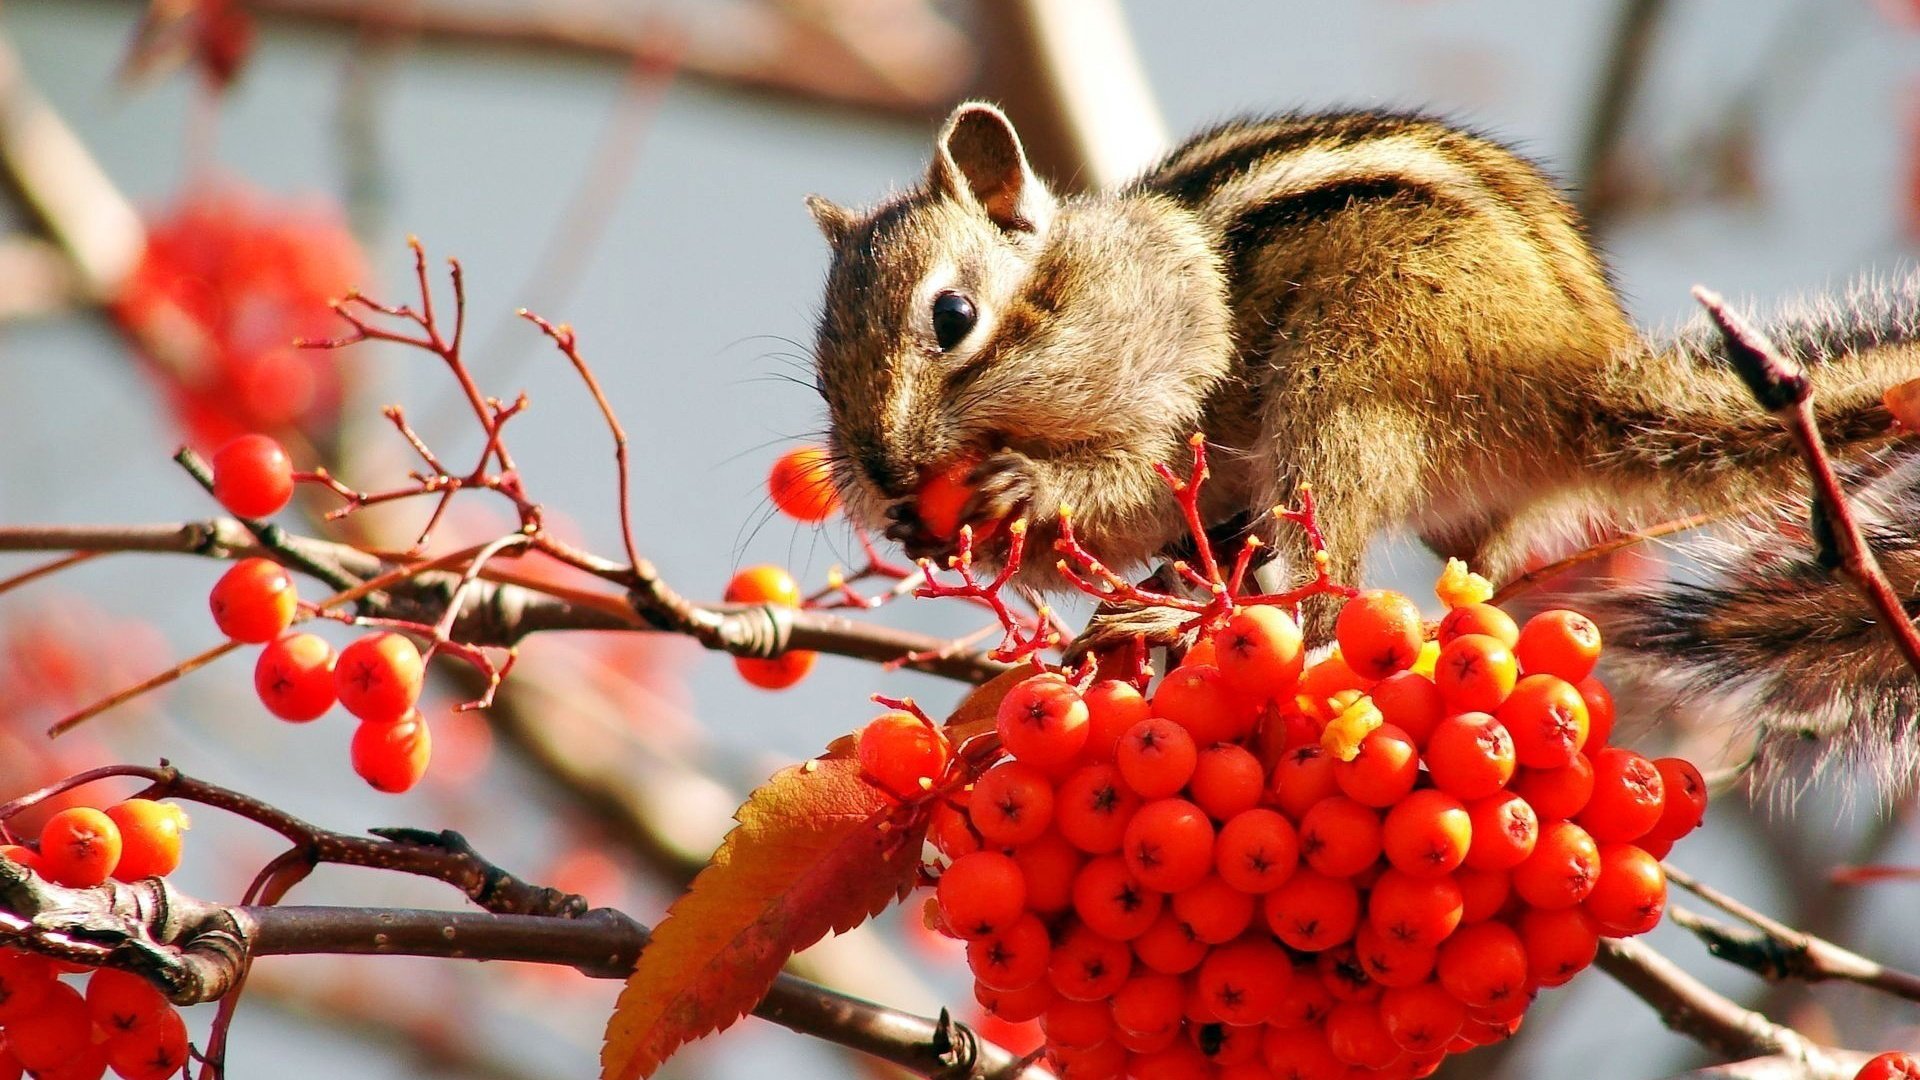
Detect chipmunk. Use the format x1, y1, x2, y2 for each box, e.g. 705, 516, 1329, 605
805, 103, 1920, 782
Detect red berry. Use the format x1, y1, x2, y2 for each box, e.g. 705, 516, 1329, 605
1379, 982, 1466, 1055
1367, 869, 1464, 950
1577, 675, 1616, 751
1195, 936, 1291, 1025
1584, 843, 1667, 936
1436, 920, 1529, 1009
1437, 603, 1518, 647
39, 807, 122, 887
1353, 923, 1437, 988
1214, 808, 1300, 894
1187, 744, 1263, 820
1213, 605, 1306, 696
1514, 609, 1603, 682
1497, 674, 1590, 769
103, 1003, 190, 1080
1112, 973, 1185, 1041
1382, 790, 1472, 878
0, 949, 57, 1023
254, 632, 337, 721
1299, 796, 1383, 879
1171, 874, 1257, 944
1517, 905, 1600, 986
1010, 832, 1081, 914
1335, 590, 1426, 680
1369, 672, 1444, 748
938, 852, 1027, 938
724, 565, 802, 606
1070, 854, 1163, 941
85, 969, 169, 1036
1115, 717, 1197, 799
1079, 680, 1149, 763
1423, 712, 1516, 800
1263, 870, 1360, 952
1054, 763, 1141, 854
1123, 798, 1216, 893
976, 978, 1054, 1023
1463, 792, 1538, 872
734, 652, 816, 690
1325, 1000, 1399, 1068
211, 433, 294, 518
334, 631, 425, 723
1456, 866, 1512, 923
1510, 755, 1596, 821
1512, 820, 1602, 909
0, 845, 44, 878
208, 557, 298, 643
1333, 723, 1420, 807
1151, 665, 1252, 745
1047, 923, 1133, 1001
767, 446, 840, 523
1132, 909, 1209, 975
969, 759, 1053, 845
1578, 747, 1666, 843
997, 674, 1090, 771
1855, 1052, 1920, 1080
1644, 757, 1709, 843
966, 912, 1051, 991
105, 800, 189, 881
1434, 634, 1518, 714
350, 712, 433, 793
857, 711, 951, 799
5, 980, 89, 1072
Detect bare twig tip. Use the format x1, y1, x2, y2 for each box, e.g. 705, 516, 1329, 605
1691, 283, 1810, 411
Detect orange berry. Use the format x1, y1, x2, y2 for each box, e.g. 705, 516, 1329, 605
1437, 603, 1518, 648
0, 845, 44, 878
1368, 672, 1444, 748
1187, 744, 1263, 821
208, 557, 299, 643
1497, 674, 1589, 769
1354, 923, 1437, 988
1456, 866, 1512, 923
1517, 905, 1600, 986
84, 968, 169, 1036
1055, 762, 1141, 854
1578, 676, 1616, 753
1214, 808, 1300, 894
997, 673, 1090, 771
724, 564, 802, 606
1513, 609, 1602, 682
967, 912, 1051, 991
1643, 757, 1709, 844
1577, 747, 1666, 843
1039, 997, 1112, 1050
1463, 792, 1538, 872
914, 456, 981, 542
1010, 832, 1081, 914
1213, 605, 1306, 696
1324, 1000, 1399, 1069
938, 851, 1027, 939
1048, 923, 1133, 1001
1510, 755, 1595, 821
211, 433, 294, 519
858, 711, 951, 799
1854, 1052, 1920, 1080
4, 981, 89, 1072
1379, 981, 1466, 1055
1382, 790, 1471, 878
1071, 855, 1163, 941
0, 949, 57, 1023
1270, 743, 1339, 821
1079, 680, 1149, 762
1433, 634, 1518, 714
1512, 820, 1602, 909
1332, 723, 1420, 807
104, 1002, 190, 1080
1367, 869, 1463, 950
976, 977, 1054, 1022
1335, 590, 1426, 681
105, 800, 189, 881
1423, 712, 1516, 801
1151, 664, 1252, 746
1170, 874, 1256, 944
1195, 936, 1291, 1025
1115, 717, 1197, 799
38, 807, 121, 887
1123, 798, 1216, 893
334, 631, 425, 723
1132, 909, 1209, 975
969, 759, 1053, 845
1112, 973, 1186, 1040
1263, 870, 1360, 952
768, 446, 840, 522
1299, 796, 1383, 879
351, 712, 433, 793
1435, 920, 1529, 1009
734, 652, 816, 690
1296, 651, 1372, 720
1584, 843, 1667, 936
254, 632, 337, 722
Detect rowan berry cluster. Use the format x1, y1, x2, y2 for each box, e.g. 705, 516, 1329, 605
900, 564, 1708, 1080
0, 804, 193, 1080
207, 434, 434, 794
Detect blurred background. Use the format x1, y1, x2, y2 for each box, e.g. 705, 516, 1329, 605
0, 1, 1917, 1077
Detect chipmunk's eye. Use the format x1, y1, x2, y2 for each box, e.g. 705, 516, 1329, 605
931, 291, 977, 351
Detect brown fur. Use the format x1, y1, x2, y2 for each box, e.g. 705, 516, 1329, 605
808, 104, 1919, 650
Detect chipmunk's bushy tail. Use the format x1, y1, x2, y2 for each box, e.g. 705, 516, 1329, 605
1596, 276, 1920, 796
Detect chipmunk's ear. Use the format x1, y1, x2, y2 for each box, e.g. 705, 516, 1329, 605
805, 194, 856, 249
929, 102, 1054, 235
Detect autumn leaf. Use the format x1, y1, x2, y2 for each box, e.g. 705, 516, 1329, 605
599, 754, 931, 1080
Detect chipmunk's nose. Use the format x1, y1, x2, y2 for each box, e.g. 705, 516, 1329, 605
859, 447, 914, 501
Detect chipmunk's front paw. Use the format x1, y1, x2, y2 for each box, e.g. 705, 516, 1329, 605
882, 502, 948, 561
962, 448, 1047, 529
1063, 603, 1198, 661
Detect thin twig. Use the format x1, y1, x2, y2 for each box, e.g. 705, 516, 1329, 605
1693, 286, 1920, 678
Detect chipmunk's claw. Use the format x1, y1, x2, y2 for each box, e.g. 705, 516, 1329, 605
1062, 603, 1198, 663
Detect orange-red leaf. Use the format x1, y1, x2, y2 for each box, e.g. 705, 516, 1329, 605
600, 755, 929, 1080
